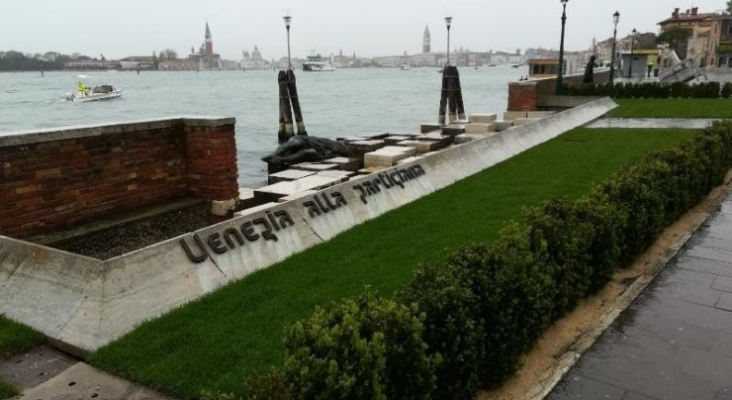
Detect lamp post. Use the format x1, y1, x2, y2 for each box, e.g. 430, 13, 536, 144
445, 16, 453, 65
555, 0, 569, 95
283, 15, 292, 70
628, 28, 637, 79
610, 11, 620, 84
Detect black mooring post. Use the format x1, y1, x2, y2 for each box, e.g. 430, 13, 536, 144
438, 67, 449, 126
453, 66, 466, 120
278, 70, 295, 143
447, 66, 459, 124
286, 70, 307, 136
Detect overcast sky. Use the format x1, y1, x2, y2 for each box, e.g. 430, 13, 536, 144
1, 0, 727, 60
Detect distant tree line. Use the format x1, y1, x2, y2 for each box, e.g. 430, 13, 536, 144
0, 50, 93, 71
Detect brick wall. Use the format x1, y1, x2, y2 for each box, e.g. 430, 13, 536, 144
507, 70, 611, 111
0, 118, 238, 239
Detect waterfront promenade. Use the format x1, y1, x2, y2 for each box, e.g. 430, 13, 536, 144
548, 192, 732, 400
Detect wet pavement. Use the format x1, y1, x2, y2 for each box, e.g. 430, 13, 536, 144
586, 118, 719, 129
547, 194, 732, 400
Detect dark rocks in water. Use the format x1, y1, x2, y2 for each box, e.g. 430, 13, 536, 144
262, 136, 349, 173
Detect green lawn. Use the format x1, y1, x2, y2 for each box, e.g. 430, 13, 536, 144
0, 381, 18, 400
0, 316, 45, 400
90, 128, 694, 398
0, 315, 44, 359
609, 98, 732, 118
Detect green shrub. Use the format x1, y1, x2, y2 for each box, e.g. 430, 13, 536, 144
399, 266, 483, 400
446, 236, 553, 388
722, 82, 732, 99
524, 197, 619, 318
282, 291, 437, 400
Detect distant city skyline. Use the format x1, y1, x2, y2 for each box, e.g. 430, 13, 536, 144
1, 0, 727, 61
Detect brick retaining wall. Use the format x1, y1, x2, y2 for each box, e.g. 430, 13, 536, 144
0, 117, 238, 239
507, 70, 610, 111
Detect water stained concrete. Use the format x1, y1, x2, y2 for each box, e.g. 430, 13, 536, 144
586, 118, 720, 129
547, 194, 732, 400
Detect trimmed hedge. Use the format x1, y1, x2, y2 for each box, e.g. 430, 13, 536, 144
282, 291, 438, 400
564, 81, 732, 99
256, 121, 732, 399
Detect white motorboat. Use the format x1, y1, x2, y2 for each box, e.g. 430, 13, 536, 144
302, 55, 335, 72
65, 77, 123, 102
400, 64, 411, 70
66, 86, 123, 102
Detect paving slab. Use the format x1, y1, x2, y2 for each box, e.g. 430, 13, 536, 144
586, 118, 720, 129
267, 169, 315, 184
291, 162, 339, 172
21, 362, 172, 400
0, 346, 76, 389
548, 192, 732, 400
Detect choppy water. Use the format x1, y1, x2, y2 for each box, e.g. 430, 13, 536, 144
0, 67, 517, 187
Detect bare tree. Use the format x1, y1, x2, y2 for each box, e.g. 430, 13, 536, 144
159, 48, 178, 60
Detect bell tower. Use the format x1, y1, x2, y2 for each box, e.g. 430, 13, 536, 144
423, 24, 431, 53
205, 22, 213, 58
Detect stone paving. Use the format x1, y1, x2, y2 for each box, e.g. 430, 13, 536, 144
547, 194, 732, 400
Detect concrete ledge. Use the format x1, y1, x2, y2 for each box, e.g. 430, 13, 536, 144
0, 116, 236, 147
0, 98, 618, 352
538, 95, 603, 108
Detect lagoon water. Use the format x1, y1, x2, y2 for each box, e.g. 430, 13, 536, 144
0, 66, 518, 187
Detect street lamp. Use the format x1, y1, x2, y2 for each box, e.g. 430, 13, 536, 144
628, 28, 637, 79
445, 16, 453, 65
610, 11, 620, 84
555, 0, 569, 95
283, 15, 292, 70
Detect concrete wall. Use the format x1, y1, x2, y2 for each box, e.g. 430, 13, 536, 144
0, 98, 618, 353
0, 117, 239, 240
507, 69, 611, 111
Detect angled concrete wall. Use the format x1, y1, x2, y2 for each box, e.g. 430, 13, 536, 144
0, 98, 617, 353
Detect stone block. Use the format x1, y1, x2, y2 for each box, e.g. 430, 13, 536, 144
316, 169, 356, 182
526, 111, 556, 119
465, 123, 495, 134
292, 162, 339, 172
494, 121, 514, 131
469, 113, 497, 123
418, 132, 454, 147
364, 132, 390, 140
336, 136, 367, 143
442, 124, 466, 137
237, 188, 257, 210
277, 190, 319, 203
267, 169, 316, 184
347, 140, 386, 157
503, 111, 528, 121
398, 140, 442, 154
254, 175, 343, 204
453, 119, 470, 125
357, 166, 385, 175
364, 146, 417, 168
384, 135, 412, 145
324, 157, 362, 171
420, 124, 441, 133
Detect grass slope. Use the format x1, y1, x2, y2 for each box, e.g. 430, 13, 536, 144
609, 99, 732, 118
0, 315, 44, 359
0, 316, 45, 400
0, 381, 18, 400
91, 128, 693, 398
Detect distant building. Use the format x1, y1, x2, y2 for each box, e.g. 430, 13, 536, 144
63, 60, 119, 70
658, 7, 719, 63
423, 25, 431, 53
241, 46, 270, 70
